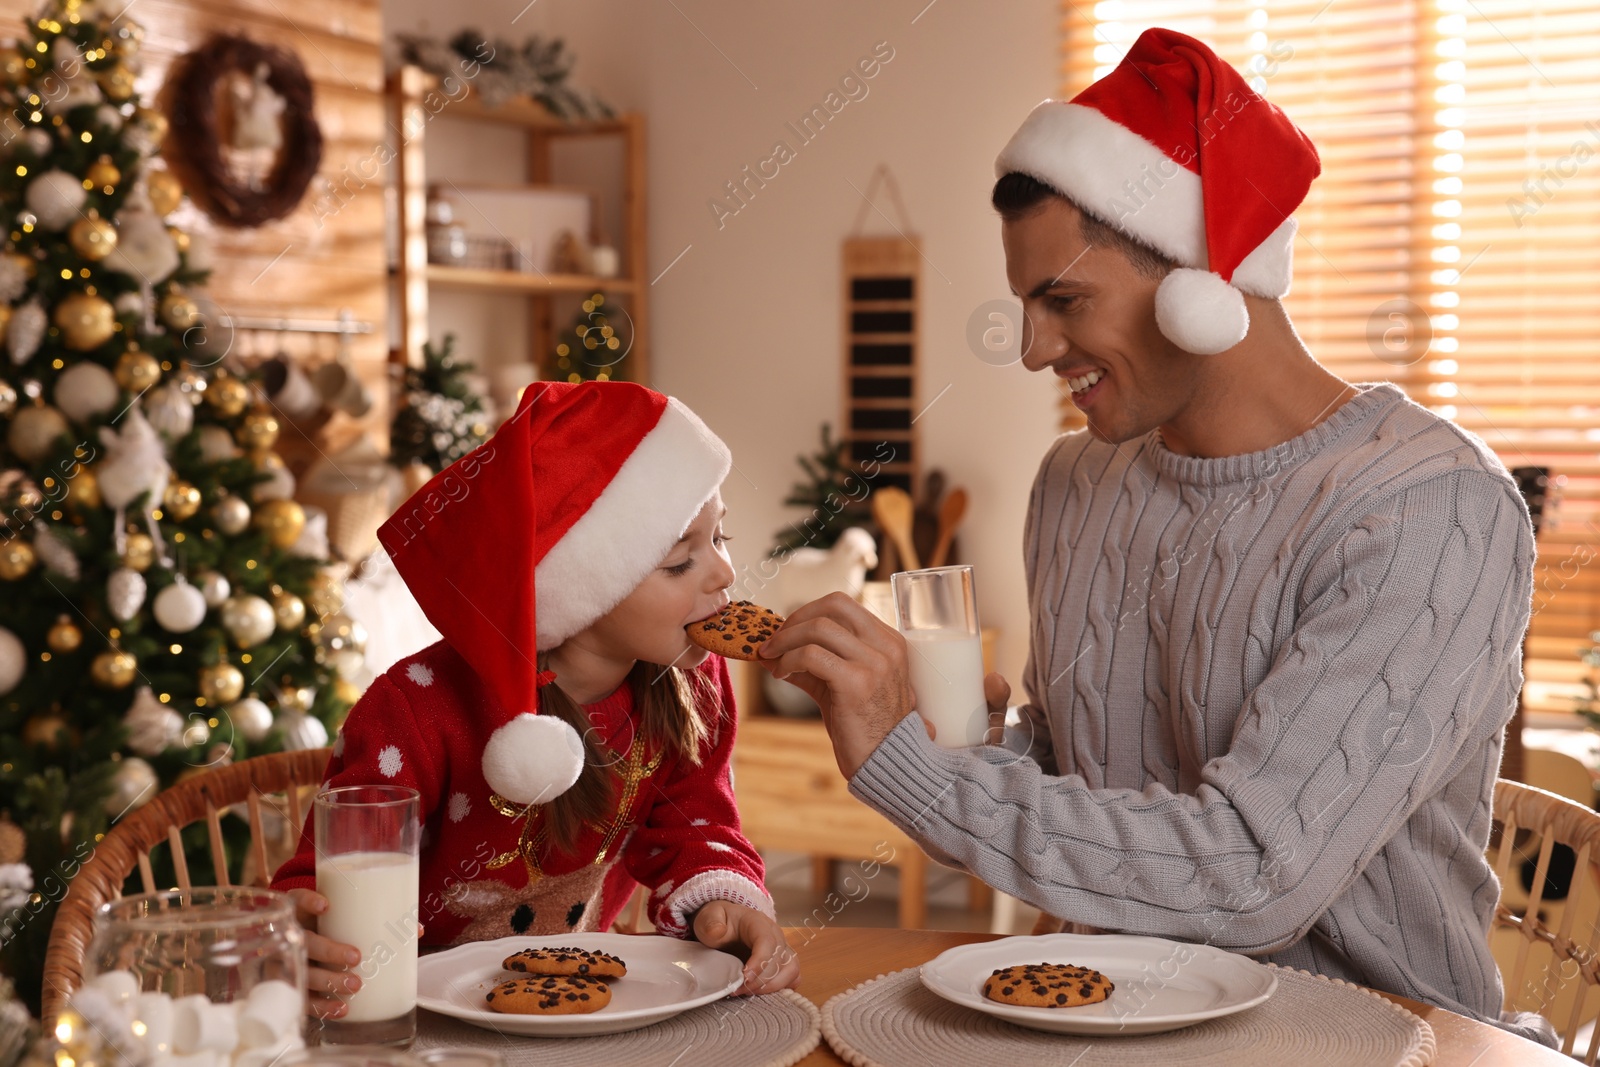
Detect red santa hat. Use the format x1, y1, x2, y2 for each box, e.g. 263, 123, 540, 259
375, 381, 731, 807
994, 27, 1321, 354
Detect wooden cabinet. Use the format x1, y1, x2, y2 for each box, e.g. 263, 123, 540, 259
387, 64, 650, 383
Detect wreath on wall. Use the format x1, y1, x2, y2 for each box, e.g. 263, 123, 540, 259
163, 34, 323, 228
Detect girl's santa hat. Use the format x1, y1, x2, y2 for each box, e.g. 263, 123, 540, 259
994, 27, 1321, 354
376, 381, 731, 807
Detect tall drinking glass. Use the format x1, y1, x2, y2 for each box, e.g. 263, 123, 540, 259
313, 785, 421, 1047
892, 565, 987, 748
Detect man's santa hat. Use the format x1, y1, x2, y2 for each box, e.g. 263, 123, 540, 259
376, 381, 731, 807
994, 27, 1321, 354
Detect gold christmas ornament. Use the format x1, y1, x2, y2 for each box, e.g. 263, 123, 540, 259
271, 588, 306, 630
199, 662, 245, 704
0, 47, 25, 85
91, 648, 138, 689
162, 480, 201, 521
47, 615, 83, 652
253, 498, 305, 549
146, 169, 183, 216
159, 290, 200, 331
98, 62, 136, 102
237, 410, 280, 451
212, 494, 251, 535
134, 106, 168, 142
306, 570, 344, 618
169, 226, 190, 253
69, 213, 118, 260
0, 305, 11, 345
206, 373, 248, 416
123, 530, 156, 572
54, 290, 117, 350
0, 539, 35, 580
333, 677, 362, 708
0, 378, 14, 418
7, 404, 69, 463
114, 349, 162, 392
68, 463, 101, 509
22, 712, 72, 747
87, 157, 121, 190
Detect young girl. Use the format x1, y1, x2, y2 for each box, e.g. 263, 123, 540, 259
271, 380, 798, 1019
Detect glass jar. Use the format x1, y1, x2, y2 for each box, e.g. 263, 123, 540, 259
72, 887, 307, 1065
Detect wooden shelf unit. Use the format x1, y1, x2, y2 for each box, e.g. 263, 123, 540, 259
389, 64, 650, 384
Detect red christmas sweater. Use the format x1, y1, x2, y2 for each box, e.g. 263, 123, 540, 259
271, 641, 773, 946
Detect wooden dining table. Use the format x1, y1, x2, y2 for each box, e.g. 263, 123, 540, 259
783, 926, 1573, 1066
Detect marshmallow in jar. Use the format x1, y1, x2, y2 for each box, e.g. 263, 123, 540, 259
75, 887, 307, 1067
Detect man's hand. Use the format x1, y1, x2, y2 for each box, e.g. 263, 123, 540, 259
983, 672, 1013, 745
757, 592, 926, 778
691, 900, 801, 995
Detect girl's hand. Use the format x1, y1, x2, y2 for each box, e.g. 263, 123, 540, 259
287, 887, 363, 1019
690, 900, 800, 995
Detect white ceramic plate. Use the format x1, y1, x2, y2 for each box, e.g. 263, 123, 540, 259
416, 933, 743, 1037
920, 933, 1277, 1036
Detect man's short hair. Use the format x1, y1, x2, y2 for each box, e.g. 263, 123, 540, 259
991, 171, 1177, 282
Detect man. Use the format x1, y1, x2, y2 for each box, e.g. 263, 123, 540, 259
759, 27, 1555, 1046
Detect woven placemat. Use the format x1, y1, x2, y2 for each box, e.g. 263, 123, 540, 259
822, 964, 1435, 1067
415, 990, 820, 1067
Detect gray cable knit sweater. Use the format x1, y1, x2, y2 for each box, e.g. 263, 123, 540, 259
849, 382, 1557, 1047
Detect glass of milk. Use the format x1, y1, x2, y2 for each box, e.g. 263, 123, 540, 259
313, 784, 421, 1047
892, 565, 988, 748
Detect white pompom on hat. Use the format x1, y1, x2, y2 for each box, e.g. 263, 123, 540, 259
994, 28, 1321, 354
378, 381, 732, 807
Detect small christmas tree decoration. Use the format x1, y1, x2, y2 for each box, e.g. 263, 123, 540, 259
89, 649, 137, 689
45, 616, 82, 653
390, 333, 490, 473
198, 662, 245, 704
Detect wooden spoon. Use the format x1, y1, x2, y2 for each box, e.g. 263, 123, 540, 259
871, 486, 920, 571
930, 487, 968, 568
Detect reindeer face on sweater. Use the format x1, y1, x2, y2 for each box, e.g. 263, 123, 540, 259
440, 864, 610, 944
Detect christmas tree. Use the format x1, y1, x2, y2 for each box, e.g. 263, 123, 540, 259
552, 291, 626, 382
389, 333, 489, 473
770, 422, 874, 555
0, 0, 354, 1007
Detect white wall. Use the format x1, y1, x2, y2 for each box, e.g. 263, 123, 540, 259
381, 0, 1062, 688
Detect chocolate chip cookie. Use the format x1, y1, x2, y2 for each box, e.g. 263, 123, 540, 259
484, 974, 612, 1015
686, 600, 785, 661
982, 962, 1114, 1008
501, 946, 627, 979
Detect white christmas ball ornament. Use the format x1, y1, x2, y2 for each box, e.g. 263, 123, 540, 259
213, 495, 250, 535
252, 464, 295, 502
142, 382, 194, 440
278, 710, 329, 750
482, 714, 584, 806
1154, 268, 1250, 356
21, 128, 51, 157
153, 578, 207, 633
54, 362, 121, 422
227, 697, 274, 742
221, 594, 275, 648
0, 627, 24, 696
123, 686, 184, 755
198, 570, 231, 607
197, 425, 240, 463
113, 290, 144, 316
25, 170, 89, 231
104, 757, 159, 816
95, 104, 124, 132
